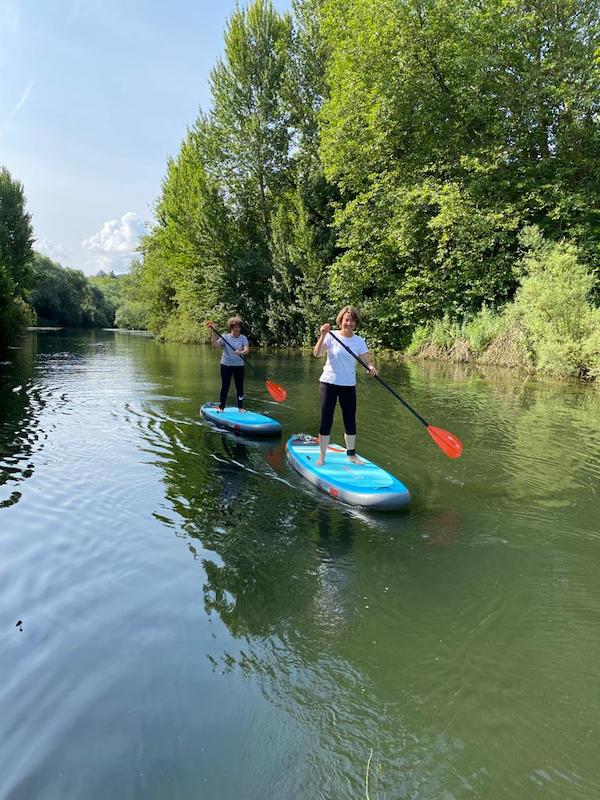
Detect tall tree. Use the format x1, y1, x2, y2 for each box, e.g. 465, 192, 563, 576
209, 0, 293, 336
210, 0, 292, 239
319, 0, 600, 344
139, 118, 237, 339
266, 0, 338, 344
0, 166, 35, 343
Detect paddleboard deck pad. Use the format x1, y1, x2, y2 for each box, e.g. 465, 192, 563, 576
286, 434, 410, 510
201, 403, 281, 436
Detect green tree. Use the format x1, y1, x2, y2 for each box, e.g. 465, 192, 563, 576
138, 1, 296, 343
319, 0, 600, 344
91, 262, 151, 330
0, 166, 35, 343
28, 253, 114, 328
138, 119, 238, 340
210, 0, 293, 242
266, 0, 338, 344
209, 0, 294, 337
511, 227, 600, 377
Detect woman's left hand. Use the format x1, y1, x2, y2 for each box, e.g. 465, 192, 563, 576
367, 364, 379, 377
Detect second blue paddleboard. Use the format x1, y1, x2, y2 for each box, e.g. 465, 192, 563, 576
201, 403, 281, 436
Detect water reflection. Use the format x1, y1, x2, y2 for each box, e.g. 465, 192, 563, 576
128, 340, 600, 796
4, 330, 593, 798
0, 336, 42, 507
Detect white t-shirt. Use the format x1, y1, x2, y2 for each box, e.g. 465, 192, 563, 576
319, 331, 369, 386
218, 333, 248, 367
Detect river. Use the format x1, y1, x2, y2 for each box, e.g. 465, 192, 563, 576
1, 329, 599, 799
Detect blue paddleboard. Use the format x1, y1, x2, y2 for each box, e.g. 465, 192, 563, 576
201, 403, 281, 436
286, 434, 410, 510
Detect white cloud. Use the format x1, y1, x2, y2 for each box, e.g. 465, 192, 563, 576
79, 211, 145, 274
82, 211, 145, 255
35, 213, 145, 277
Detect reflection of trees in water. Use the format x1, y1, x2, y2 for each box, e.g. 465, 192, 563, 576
1, 329, 133, 509
0, 336, 41, 507
507, 382, 600, 507
130, 339, 600, 796
481, 378, 600, 514
406, 358, 600, 522
132, 342, 548, 797
169, 432, 361, 639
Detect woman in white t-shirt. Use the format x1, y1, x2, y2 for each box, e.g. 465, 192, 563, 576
206, 315, 250, 411
312, 305, 378, 465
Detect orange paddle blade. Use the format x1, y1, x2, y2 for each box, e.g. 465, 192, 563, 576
427, 425, 463, 458
266, 379, 287, 403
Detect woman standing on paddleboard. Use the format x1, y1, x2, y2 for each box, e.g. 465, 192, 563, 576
313, 305, 378, 465
206, 316, 249, 412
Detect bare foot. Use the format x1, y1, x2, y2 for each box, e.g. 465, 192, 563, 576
316, 458, 325, 466
217, 407, 224, 413
239, 408, 247, 413
348, 454, 365, 464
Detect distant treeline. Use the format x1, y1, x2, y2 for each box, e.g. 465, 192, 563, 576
27, 257, 148, 331
0, 164, 148, 338
133, 0, 599, 367
28, 253, 114, 328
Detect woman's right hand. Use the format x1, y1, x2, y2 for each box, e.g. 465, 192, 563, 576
205, 320, 215, 330
319, 323, 331, 335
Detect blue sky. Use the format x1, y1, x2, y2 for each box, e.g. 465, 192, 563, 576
0, 0, 291, 274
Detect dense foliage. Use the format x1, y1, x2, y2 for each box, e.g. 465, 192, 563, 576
320, 0, 600, 345
138, 0, 338, 345
91, 265, 150, 330
28, 254, 115, 328
0, 166, 35, 344
135, 0, 600, 359
408, 230, 600, 378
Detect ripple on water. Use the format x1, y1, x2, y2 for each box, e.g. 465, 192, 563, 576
2, 333, 600, 800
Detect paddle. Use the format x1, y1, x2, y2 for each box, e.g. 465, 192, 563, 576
327, 329, 463, 458
207, 323, 287, 403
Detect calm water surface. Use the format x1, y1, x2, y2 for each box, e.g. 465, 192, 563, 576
1, 329, 599, 799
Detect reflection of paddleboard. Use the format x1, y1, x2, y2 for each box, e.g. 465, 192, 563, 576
286, 434, 410, 510
200, 403, 281, 437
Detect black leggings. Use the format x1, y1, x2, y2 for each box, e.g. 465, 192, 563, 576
220, 365, 245, 409
319, 382, 356, 436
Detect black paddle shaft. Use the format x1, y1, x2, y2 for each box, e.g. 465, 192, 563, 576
327, 329, 430, 428
209, 326, 264, 378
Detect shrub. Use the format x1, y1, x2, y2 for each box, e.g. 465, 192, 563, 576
512, 228, 599, 377
463, 305, 506, 354
114, 301, 150, 331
